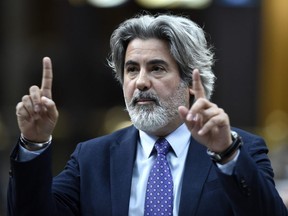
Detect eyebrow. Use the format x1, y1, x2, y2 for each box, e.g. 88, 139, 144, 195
124, 60, 138, 68
124, 59, 169, 68
147, 59, 169, 67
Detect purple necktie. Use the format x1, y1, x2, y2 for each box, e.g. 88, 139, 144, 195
144, 138, 173, 216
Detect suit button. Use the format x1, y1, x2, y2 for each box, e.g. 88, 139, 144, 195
240, 178, 251, 196
9, 169, 13, 177
240, 179, 246, 187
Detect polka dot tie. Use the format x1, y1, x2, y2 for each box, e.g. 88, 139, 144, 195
144, 138, 173, 216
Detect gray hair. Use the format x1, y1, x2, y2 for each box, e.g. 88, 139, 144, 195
108, 13, 216, 99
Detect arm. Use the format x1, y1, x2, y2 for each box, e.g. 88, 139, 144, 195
8, 144, 55, 216
8, 57, 60, 215
178, 69, 287, 215
8, 142, 81, 216
216, 134, 287, 215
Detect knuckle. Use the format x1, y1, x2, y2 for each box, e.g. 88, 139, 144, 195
218, 108, 224, 113
198, 98, 206, 103
29, 85, 38, 91
16, 102, 23, 110
210, 117, 217, 125
22, 95, 29, 102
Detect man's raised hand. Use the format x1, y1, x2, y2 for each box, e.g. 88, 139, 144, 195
178, 69, 232, 153
16, 57, 58, 143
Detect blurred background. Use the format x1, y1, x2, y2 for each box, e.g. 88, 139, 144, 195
0, 0, 288, 214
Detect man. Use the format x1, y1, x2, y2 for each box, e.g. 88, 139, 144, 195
8, 13, 287, 215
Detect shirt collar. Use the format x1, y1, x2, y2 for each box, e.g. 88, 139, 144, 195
139, 124, 191, 159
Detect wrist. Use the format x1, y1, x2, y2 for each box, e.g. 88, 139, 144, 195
207, 131, 242, 163
20, 134, 52, 151
218, 149, 238, 164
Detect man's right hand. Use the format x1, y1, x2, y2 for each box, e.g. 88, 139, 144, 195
16, 57, 58, 143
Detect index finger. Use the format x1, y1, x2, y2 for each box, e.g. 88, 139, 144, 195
41, 57, 53, 99
191, 69, 206, 100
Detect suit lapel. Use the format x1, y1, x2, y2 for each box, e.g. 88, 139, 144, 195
179, 138, 213, 216
109, 126, 139, 216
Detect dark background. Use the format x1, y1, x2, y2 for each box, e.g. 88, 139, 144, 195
0, 0, 263, 214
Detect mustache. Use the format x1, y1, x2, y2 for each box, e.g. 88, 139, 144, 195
131, 91, 160, 106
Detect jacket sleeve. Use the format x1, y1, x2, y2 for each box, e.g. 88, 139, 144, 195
7, 141, 81, 216
215, 133, 288, 216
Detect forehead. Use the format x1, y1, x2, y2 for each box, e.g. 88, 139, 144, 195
125, 38, 174, 63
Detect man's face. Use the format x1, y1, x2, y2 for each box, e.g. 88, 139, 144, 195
123, 38, 191, 136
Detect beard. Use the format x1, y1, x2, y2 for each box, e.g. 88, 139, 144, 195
124, 82, 188, 133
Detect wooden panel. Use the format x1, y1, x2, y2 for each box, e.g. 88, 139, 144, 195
259, 0, 288, 147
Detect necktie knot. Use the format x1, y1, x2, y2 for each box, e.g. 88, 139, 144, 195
155, 138, 170, 156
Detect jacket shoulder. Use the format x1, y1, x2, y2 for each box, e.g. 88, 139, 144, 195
77, 125, 138, 150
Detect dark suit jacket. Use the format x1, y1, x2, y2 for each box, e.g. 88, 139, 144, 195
7, 126, 287, 216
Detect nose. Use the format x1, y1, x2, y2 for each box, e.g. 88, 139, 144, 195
136, 70, 151, 91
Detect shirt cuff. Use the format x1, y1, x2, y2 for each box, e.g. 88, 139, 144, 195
216, 149, 240, 175
18, 143, 50, 162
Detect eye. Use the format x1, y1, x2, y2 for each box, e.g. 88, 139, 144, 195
126, 66, 136, 72
125, 65, 139, 78
151, 65, 166, 75
126, 65, 137, 73
152, 65, 162, 71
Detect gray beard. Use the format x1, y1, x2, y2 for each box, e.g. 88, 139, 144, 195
125, 83, 188, 133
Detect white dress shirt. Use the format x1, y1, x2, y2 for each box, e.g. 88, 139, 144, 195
128, 124, 191, 216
